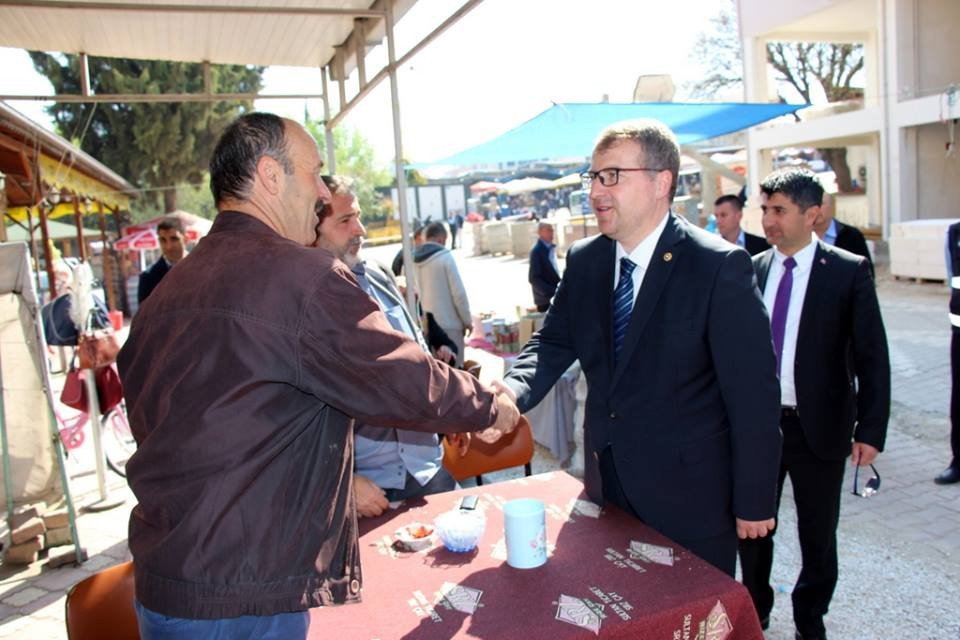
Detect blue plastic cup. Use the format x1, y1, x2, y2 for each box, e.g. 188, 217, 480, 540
503, 498, 547, 569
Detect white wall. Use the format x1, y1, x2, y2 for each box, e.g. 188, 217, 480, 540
916, 122, 960, 219
916, 0, 960, 98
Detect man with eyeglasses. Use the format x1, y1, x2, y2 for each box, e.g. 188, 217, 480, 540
739, 168, 890, 640
495, 119, 782, 579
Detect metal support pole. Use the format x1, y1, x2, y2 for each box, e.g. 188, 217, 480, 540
0, 365, 15, 524
384, 0, 418, 317
321, 66, 336, 173
80, 367, 123, 511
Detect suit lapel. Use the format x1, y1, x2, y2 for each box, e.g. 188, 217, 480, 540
796, 242, 830, 345
610, 214, 682, 388
755, 250, 774, 291
595, 237, 616, 378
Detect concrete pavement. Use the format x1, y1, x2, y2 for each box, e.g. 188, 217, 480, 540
1, 244, 957, 639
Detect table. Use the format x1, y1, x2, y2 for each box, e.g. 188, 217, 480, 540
464, 341, 580, 463
309, 472, 763, 639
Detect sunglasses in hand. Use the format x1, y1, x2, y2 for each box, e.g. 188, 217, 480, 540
851, 463, 881, 498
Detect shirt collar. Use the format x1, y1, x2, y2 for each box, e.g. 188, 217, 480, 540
615, 211, 670, 271
773, 232, 819, 273
736, 229, 746, 247
824, 218, 838, 244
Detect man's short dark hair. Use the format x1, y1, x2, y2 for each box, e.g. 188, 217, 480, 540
209, 113, 294, 205
714, 194, 744, 211
321, 174, 355, 197
423, 221, 447, 241
157, 215, 184, 234
759, 168, 824, 212
317, 175, 357, 223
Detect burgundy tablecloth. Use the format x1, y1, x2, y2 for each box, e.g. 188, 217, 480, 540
309, 472, 763, 640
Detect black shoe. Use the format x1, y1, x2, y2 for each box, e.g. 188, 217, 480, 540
934, 466, 960, 485
795, 632, 827, 640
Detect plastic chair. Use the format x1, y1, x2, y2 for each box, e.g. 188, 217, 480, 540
65, 561, 140, 640
442, 416, 534, 485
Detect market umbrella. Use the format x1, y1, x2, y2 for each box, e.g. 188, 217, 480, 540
114, 228, 159, 251
502, 177, 555, 195
124, 210, 212, 242
468, 180, 503, 195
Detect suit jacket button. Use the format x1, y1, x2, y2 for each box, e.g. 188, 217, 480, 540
609, 411, 617, 419
350, 579, 361, 594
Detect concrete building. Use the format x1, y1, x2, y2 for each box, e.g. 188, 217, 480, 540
738, 0, 960, 278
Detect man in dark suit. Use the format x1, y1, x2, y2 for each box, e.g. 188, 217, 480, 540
137, 216, 187, 304
714, 194, 770, 256
936, 220, 960, 484
528, 221, 561, 311
814, 193, 874, 279
739, 169, 890, 640
497, 119, 782, 576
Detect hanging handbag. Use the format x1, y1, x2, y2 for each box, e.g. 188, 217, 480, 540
59, 363, 123, 415
59, 366, 88, 412
95, 364, 123, 413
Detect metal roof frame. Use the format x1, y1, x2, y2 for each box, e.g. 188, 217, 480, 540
0, 0, 486, 313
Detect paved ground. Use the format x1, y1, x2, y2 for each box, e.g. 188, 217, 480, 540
2, 240, 958, 639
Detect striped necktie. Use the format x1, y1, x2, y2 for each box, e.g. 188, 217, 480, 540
613, 257, 637, 357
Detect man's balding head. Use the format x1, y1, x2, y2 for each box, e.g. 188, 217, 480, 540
208, 113, 332, 246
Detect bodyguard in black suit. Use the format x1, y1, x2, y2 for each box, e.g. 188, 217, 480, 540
528, 222, 561, 311
739, 169, 890, 640
714, 194, 770, 256
499, 120, 782, 576
815, 193, 874, 279
936, 221, 960, 484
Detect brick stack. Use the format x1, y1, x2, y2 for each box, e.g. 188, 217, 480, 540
3, 502, 84, 567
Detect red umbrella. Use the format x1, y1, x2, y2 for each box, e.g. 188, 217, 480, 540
469, 181, 503, 194
114, 229, 159, 251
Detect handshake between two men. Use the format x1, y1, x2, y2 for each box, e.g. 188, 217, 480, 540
353, 376, 522, 519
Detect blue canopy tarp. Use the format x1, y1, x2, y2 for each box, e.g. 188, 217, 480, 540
418, 102, 804, 168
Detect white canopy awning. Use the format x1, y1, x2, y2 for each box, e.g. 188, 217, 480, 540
0, 0, 485, 314
0, 0, 416, 71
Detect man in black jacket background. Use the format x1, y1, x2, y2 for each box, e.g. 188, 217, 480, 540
814, 192, 874, 279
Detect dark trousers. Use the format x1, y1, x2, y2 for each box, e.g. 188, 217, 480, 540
384, 467, 457, 503
738, 414, 845, 637
950, 328, 960, 465
598, 447, 737, 577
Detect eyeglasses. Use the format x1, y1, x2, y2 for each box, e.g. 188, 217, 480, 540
851, 464, 881, 498
579, 167, 666, 190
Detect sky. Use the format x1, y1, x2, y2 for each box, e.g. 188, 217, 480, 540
0, 0, 731, 167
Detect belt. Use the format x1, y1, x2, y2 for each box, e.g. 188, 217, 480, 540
781, 406, 799, 419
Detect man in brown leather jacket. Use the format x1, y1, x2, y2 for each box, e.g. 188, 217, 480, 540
118, 113, 519, 638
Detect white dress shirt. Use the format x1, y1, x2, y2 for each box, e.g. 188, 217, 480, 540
614, 212, 670, 302
762, 234, 819, 406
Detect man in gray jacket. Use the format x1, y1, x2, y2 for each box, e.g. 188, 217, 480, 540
119, 113, 519, 638
414, 221, 472, 365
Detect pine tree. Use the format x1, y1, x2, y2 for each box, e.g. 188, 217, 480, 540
30, 53, 263, 215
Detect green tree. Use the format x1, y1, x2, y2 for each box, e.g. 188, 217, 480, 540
304, 120, 392, 223
30, 53, 263, 214
686, 2, 865, 191
685, 0, 742, 100
766, 42, 864, 191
